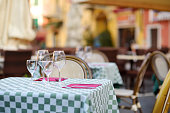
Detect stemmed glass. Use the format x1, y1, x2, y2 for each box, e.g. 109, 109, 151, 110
53, 51, 66, 87
84, 46, 92, 60
75, 46, 85, 59
37, 50, 49, 82
38, 56, 53, 83
26, 60, 37, 83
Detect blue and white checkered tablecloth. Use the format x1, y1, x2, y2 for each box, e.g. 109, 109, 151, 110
0, 77, 119, 113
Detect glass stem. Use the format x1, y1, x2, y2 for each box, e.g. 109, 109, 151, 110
59, 71, 61, 82
31, 74, 34, 84
42, 71, 46, 81
31, 74, 33, 81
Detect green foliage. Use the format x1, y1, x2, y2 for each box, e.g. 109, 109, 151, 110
24, 74, 30, 77
94, 30, 114, 47
46, 21, 63, 29
98, 30, 113, 47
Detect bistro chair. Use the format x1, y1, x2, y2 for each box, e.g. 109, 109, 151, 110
114, 53, 152, 113
0, 50, 32, 78
85, 50, 109, 63
151, 51, 170, 86
96, 47, 118, 62
47, 47, 76, 55
50, 55, 92, 79
150, 51, 170, 96
152, 70, 170, 113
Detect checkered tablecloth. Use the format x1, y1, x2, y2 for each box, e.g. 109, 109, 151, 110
0, 77, 119, 113
88, 63, 123, 85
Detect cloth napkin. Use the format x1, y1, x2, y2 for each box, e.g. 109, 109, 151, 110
63, 84, 102, 89
34, 77, 67, 82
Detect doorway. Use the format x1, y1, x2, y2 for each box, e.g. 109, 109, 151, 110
147, 25, 161, 49
150, 28, 158, 48
118, 27, 135, 49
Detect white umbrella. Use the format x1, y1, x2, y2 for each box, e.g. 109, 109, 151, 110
0, 0, 35, 49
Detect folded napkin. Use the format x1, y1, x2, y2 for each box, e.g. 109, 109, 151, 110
34, 77, 67, 82
63, 84, 102, 89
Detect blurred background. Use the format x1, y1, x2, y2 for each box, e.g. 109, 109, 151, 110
0, 0, 170, 50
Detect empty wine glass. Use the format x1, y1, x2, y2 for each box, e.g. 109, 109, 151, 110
38, 60, 53, 83
53, 51, 66, 87
75, 46, 85, 59
26, 60, 37, 83
84, 46, 92, 60
37, 50, 49, 82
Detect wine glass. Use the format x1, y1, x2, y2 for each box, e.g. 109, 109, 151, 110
38, 60, 53, 83
84, 46, 92, 60
37, 50, 49, 82
26, 60, 37, 83
75, 46, 85, 59
53, 51, 66, 87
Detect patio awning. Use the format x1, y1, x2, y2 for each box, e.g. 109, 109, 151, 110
78, 0, 170, 11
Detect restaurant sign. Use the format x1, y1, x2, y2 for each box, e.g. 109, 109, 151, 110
117, 14, 135, 26
149, 10, 170, 22
115, 8, 135, 26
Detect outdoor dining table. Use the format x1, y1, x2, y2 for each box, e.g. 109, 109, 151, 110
117, 54, 145, 70
0, 77, 119, 113
116, 54, 145, 61
88, 62, 123, 86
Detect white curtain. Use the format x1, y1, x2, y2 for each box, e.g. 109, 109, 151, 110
0, 0, 35, 47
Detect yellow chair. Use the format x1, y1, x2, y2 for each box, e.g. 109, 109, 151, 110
152, 70, 170, 113
114, 53, 152, 113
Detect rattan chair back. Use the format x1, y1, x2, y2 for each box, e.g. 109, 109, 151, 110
85, 50, 109, 63
114, 52, 152, 113
151, 51, 170, 84
64, 55, 92, 79
44, 54, 92, 79
133, 52, 152, 95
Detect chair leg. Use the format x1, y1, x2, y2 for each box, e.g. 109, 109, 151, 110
136, 99, 142, 113
138, 108, 143, 113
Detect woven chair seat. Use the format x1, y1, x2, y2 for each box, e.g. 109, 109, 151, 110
114, 89, 133, 97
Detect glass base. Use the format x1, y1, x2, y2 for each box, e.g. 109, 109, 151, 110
58, 82, 67, 88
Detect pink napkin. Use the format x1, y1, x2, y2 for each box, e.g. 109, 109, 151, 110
34, 77, 67, 81
63, 84, 102, 89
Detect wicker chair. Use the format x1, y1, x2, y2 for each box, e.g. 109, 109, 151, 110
47, 47, 76, 55
85, 50, 109, 63
50, 55, 92, 79
152, 70, 170, 113
114, 53, 152, 113
151, 51, 170, 86
1, 50, 32, 78
96, 47, 118, 62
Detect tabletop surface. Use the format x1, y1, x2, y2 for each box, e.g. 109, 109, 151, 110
0, 77, 119, 113
117, 54, 145, 60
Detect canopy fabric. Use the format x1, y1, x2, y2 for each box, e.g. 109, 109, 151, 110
79, 0, 170, 12
0, 0, 35, 47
